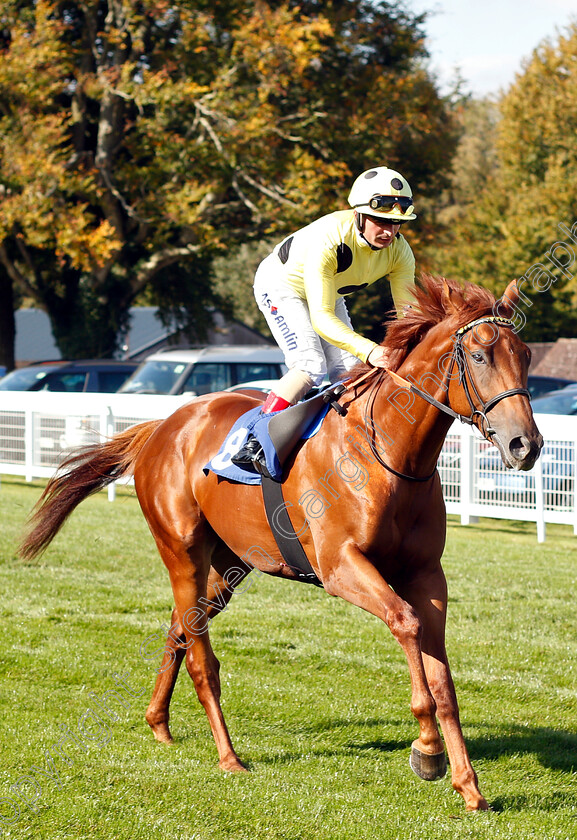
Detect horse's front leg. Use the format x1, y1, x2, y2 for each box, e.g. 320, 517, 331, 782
397, 568, 489, 811
323, 546, 445, 775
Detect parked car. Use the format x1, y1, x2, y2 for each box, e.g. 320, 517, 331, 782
531, 384, 577, 415
0, 360, 138, 393
440, 380, 577, 500
226, 380, 276, 395
118, 346, 286, 396
439, 426, 575, 509
225, 378, 330, 398
477, 440, 574, 507
527, 375, 577, 399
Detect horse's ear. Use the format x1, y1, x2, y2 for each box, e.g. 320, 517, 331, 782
441, 279, 459, 314
500, 279, 519, 314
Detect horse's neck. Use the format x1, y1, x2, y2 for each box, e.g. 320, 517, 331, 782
356, 335, 456, 479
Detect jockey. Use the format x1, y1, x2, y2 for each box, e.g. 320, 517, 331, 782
232, 166, 417, 472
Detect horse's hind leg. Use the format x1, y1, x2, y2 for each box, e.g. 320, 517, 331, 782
145, 606, 187, 744
145, 554, 250, 747
151, 530, 248, 772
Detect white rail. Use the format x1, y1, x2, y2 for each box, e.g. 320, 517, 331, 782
1, 392, 575, 542
440, 414, 577, 542
0, 392, 191, 498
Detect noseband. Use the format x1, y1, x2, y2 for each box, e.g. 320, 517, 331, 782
360, 315, 531, 482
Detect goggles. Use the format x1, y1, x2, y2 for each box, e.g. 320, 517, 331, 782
365, 215, 406, 226
368, 194, 414, 215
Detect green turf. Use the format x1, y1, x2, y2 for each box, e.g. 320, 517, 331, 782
0, 476, 576, 840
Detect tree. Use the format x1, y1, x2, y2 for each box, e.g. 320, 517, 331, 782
0, 0, 457, 365
0, 262, 16, 372
211, 0, 460, 339
429, 24, 577, 341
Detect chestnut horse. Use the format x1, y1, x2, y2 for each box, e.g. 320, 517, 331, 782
20, 275, 542, 811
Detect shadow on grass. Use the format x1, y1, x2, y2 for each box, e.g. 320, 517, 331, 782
252, 717, 576, 781
467, 722, 577, 773
464, 724, 577, 813
163, 713, 576, 790
256, 738, 413, 767
490, 790, 577, 813
247, 716, 409, 767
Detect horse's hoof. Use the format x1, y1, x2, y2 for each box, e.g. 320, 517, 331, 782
147, 720, 174, 744
409, 745, 447, 781
219, 756, 249, 773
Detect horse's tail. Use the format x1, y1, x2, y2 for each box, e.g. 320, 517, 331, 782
19, 419, 163, 562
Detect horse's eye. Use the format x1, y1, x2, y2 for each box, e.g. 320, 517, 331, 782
471, 352, 485, 364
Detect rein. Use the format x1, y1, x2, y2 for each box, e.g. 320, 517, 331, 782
345, 315, 530, 483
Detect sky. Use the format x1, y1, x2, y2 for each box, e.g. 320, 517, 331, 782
408, 0, 577, 97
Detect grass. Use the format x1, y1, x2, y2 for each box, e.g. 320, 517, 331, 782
0, 475, 576, 840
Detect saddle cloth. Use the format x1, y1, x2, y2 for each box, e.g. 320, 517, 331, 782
204, 395, 330, 484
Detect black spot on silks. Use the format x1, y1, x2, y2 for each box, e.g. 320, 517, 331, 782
278, 236, 294, 264
337, 283, 368, 295
336, 242, 353, 273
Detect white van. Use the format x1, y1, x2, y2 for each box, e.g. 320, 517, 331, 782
118, 346, 286, 396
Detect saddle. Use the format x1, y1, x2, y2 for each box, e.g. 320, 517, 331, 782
266, 384, 346, 471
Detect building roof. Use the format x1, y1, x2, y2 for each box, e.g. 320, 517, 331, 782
531, 338, 577, 380
15, 309, 60, 363
527, 342, 555, 371
15, 307, 272, 365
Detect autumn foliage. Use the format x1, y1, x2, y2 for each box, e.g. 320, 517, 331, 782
0, 0, 455, 365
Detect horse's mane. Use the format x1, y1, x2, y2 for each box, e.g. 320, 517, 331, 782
350, 274, 496, 376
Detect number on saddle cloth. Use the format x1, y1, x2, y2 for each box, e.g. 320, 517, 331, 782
204, 406, 275, 484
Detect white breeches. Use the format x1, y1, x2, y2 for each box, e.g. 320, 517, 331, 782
254, 254, 360, 391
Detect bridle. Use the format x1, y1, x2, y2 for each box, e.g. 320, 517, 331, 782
347, 315, 530, 483
444, 315, 530, 435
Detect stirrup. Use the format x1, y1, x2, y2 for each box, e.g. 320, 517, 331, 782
231, 436, 263, 468
231, 436, 272, 478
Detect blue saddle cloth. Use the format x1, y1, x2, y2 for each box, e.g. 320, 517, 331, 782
205, 401, 330, 485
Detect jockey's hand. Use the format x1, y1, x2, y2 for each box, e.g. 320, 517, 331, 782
367, 346, 389, 368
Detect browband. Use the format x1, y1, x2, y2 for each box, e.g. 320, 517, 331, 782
456, 315, 515, 336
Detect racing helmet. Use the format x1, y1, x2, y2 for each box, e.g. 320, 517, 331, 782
348, 167, 416, 222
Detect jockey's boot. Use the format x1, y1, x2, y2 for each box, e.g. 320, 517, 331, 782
231, 392, 292, 474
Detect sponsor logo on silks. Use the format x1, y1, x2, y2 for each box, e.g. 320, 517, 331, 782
261, 293, 297, 351
273, 313, 297, 352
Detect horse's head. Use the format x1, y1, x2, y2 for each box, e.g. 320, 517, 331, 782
441, 278, 543, 471
357, 275, 543, 474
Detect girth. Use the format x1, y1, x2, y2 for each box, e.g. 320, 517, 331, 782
261, 474, 323, 587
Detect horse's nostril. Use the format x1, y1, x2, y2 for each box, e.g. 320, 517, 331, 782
509, 434, 541, 463
509, 435, 530, 460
